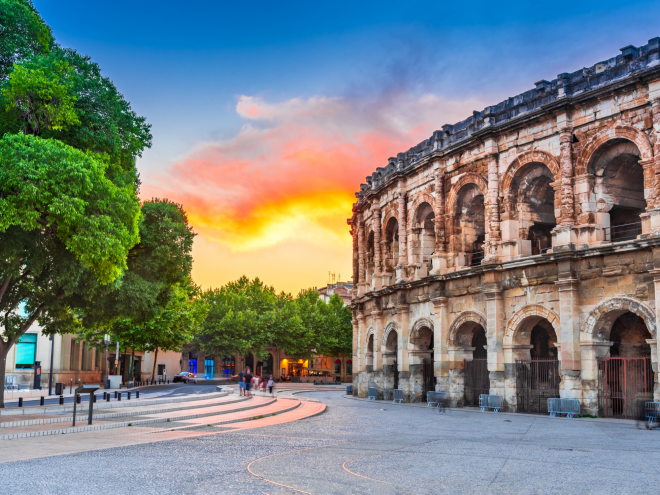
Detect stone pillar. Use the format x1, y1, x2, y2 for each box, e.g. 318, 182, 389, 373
431, 171, 447, 274
484, 270, 505, 402
432, 297, 449, 392
397, 303, 410, 401
356, 312, 367, 397
372, 206, 382, 290
556, 265, 582, 401
559, 129, 575, 225
646, 95, 660, 234
396, 179, 407, 283
351, 221, 359, 299
371, 309, 384, 399
651, 269, 660, 402
357, 214, 367, 296
485, 150, 501, 259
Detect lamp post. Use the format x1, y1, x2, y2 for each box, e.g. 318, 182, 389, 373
48, 335, 54, 396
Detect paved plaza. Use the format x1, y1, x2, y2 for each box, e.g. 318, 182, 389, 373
1, 391, 659, 494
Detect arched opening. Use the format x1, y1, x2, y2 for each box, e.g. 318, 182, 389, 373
590, 139, 645, 242
258, 353, 274, 377
365, 333, 374, 370
512, 163, 556, 255
451, 321, 488, 406
413, 202, 435, 272
383, 329, 399, 398
512, 315, 560, 414
366, 231, 375, 285
383, 217, 399, 277
598, 311, 653, 418
410, 325, 434, 402
453, 184, 485, 267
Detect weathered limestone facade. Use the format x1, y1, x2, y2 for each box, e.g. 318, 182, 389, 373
348, 38, 660, 416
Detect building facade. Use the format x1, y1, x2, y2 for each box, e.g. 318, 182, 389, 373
4, 327, 182, 390
348, 38, 660, 418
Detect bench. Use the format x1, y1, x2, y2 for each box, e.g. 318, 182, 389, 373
367, 387, 378, 400
427, 391, 445, 407
392, 389, 404, 404
548, 398, 580, 418
646, 402, 660, 425
479, 394, 504, 412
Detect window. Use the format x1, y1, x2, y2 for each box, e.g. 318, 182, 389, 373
204, 359, 214, 379
188, 359, 197, 374
16, 333, 37, 369
334, 359, 342, 375
346, 359, 352, 375
158, 364, 166, 376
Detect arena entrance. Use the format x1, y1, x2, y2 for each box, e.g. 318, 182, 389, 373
422, 358, 434, 401
463, 325, 488, 406
515, 319, 560, 414
597, 312, 653, 419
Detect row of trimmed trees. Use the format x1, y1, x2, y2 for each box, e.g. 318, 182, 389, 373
0, 1, 352, 408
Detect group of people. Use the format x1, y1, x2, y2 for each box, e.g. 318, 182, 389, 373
234, 367, 274, 397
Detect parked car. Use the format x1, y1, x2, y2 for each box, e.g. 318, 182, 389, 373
173, 372, 197, 384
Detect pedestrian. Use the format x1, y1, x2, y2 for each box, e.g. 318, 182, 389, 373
244, 367, 253, 398
635, 396, 649, 429
268, 375, 274, 395
232, 369, 246, 397
261, 376, 267, 394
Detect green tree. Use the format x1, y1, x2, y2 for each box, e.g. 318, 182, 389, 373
0, 0, 53, 80
2, 54, 79, 135
0, 133, 141, 407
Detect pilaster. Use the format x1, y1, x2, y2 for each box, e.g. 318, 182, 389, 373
555, 264, 582, 401
558, 124, 575, 225
396, 178, 407, 282
484, 270, 505, 396
432, 297, 449, 391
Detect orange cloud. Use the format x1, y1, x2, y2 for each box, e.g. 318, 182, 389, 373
141, 92, 484, 290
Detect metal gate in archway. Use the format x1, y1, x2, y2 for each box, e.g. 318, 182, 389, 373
464, 359, 489, 406
515, 359, 560, 414
422, 358, 434, 401
597, 357, 653, 419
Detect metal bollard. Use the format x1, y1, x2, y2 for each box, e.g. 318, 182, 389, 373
103, 392, 106, 400
136, 391, 140, 399
70, 379, 73, 394
93, 394, 97, 403
18, 398, 23, 407
59, 395, 64, 405
114, 391, 117, 398
76, 394, 81, 404
40, 396, 45, 406
167, 380, 170, 384
117, 392, 121, 401
106, 394, 110, 402
127, 392, 131, 400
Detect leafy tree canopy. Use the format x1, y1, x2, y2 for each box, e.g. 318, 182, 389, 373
0, 0, 53, 80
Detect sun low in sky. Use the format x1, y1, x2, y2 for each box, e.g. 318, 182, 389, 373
37, 0, 660, 293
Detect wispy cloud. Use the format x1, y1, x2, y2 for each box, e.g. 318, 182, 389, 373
142, 91, 484, 253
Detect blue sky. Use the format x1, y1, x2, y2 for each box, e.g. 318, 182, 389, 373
33, 0, 660, 291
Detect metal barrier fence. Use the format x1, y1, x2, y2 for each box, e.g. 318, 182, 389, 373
392, 389, 404, 404
367, 387, 378, 400
479, 394, 504, 412
427, 391, 445, 407
548, 398, 580, 418
646, 402, 660, 426
346, 384, 353, 395
604, 221, 642, 242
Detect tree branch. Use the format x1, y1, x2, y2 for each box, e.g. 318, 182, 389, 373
0, 278, 10, 304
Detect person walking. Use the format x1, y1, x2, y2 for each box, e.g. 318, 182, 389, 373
244, 367, 253, 398
268, 375, 274, 395
232, 369, 246, 397
261, 375, 268, 394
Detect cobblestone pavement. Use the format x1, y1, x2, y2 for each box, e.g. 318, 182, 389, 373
2, 391, 659, 494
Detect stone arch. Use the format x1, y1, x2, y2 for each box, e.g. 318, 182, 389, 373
582, 296, 656, 341
504, 305, 560, 347
447, 311, 488, 347
409, 317, 434, 351
575, 124, 653, 176
381, 205, 398, 234
364, 326, 376, 354
409, 193, 435, 226
500, 149, 561, 198
382, 322, 398, 350
446, 173, 489, 214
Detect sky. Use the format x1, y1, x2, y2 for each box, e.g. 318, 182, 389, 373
34, 0, 660, 293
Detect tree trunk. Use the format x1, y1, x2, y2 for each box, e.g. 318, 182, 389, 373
0, 341, 10, 408
151, 347, 159, 385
